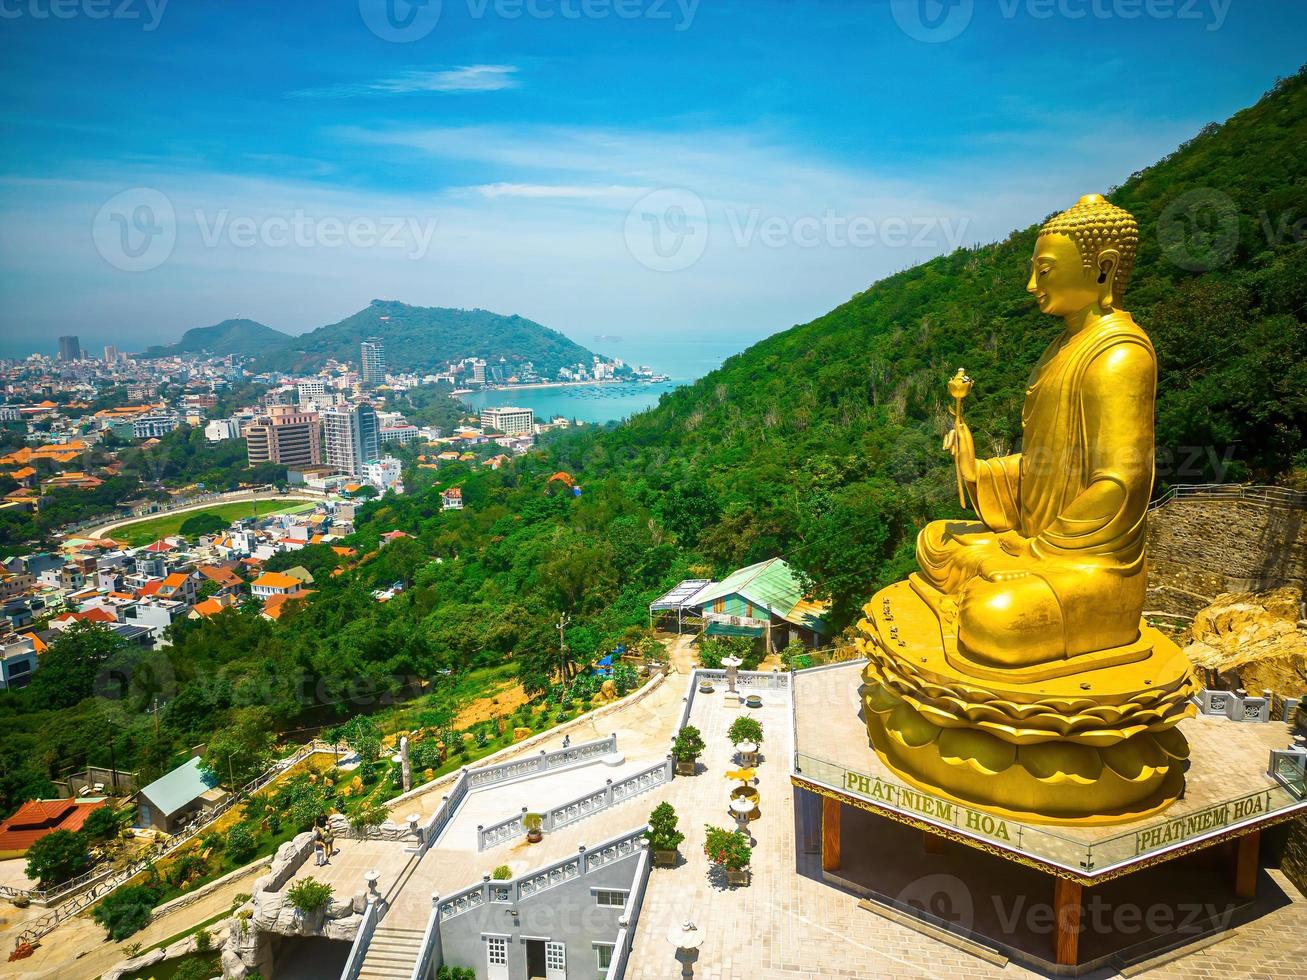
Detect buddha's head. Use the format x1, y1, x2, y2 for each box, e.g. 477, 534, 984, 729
1027, 195, 1138, 318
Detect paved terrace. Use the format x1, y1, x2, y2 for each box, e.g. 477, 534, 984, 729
619, 669, 1307, 980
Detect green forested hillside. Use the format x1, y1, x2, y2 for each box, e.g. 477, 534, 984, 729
2, 70, 1303, 819
140, 318, 291, 358
253, 300, 603, 377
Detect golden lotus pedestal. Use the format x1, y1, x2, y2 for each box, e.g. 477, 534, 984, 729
857, 579, 1198, 826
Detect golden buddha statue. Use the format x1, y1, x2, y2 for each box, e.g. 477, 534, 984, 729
858, 196, 1197, 825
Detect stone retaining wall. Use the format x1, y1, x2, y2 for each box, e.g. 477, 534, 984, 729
1147, 498, 1307, 615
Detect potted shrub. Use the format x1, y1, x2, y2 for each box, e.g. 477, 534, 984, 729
645, 802, 685, 867
673, 726, 705, 776
704, 825, 751, 886
727, 716, 763, 748
523, 812, 544, 844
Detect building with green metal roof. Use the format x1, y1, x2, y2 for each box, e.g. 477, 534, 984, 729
662, 557, 829, 650
136, 755, 229, 833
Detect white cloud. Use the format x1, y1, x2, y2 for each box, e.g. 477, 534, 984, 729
473, 183, 643, 200
290, 65, 519, 99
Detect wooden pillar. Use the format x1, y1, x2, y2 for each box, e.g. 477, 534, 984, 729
1053, 878, 1082, 967
923, 829, 945, 855
821, 796, 841, 872
1234, 830, 1260, 900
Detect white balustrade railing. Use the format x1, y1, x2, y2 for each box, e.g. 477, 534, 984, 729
340, 898, 379, 980
604, 845, 652, 980
415, 769, 471, 857
476, 757, 672, 851
439, 826, 649, 923
465, 735, 618, 790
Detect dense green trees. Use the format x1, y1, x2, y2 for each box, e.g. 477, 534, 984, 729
202, 707, 277, 788
25, 829, 90, 887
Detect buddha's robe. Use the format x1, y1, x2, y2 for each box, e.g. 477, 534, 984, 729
916, 311, 1155, 666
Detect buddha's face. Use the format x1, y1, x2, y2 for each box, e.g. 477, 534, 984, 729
1027, 233, 1099, 318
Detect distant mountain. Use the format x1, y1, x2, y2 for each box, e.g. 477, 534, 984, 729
253, 300, 601, 378
140, 318, 291, 358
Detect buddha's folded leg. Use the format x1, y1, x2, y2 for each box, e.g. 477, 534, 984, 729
958, 571, 1065, 667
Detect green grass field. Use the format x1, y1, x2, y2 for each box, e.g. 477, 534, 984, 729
108, 500, 317, 546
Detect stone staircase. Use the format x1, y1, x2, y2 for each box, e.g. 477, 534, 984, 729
356, 923, 426, 980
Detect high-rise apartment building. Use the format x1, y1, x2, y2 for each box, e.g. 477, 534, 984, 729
479, 406, 535, 436
471, 359, 487, 384
322, 403, 380, 476
361, 339, 386, 388
244, 406, 322, 468
58, 336, 81, 361
103, 345, 118, 364
297, 379, 329, 404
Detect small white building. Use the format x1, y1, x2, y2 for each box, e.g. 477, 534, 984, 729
0, 637, 38, 690
363, 456, 404, 494
204, 418, 240, 442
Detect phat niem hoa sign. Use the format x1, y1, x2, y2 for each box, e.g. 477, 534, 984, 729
1133, 790, 1272, 855
841, 769, 1017, 844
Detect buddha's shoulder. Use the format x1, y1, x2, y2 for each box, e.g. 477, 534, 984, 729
1084, 315, 1155, 381
1086, 312, 1155, 355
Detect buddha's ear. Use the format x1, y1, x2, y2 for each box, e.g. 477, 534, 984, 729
1096, 248, 1121, 309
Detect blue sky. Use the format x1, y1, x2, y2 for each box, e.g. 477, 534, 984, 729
1, 0, 1305, 358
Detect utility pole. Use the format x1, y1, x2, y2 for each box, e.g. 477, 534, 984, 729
556, 614, 570, 684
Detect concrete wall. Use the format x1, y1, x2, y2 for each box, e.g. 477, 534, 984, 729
437, 854, 641, 979
1147, 498, 1307, 615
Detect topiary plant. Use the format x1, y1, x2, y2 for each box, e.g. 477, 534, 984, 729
727, 716, 763, 747
646, 802, 685, 858
286, 877, 333, 914
673, 726, 705, 763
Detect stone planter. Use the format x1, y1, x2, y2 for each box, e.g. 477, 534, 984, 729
726, 868, 750, 886
675, 759, 697, 776
654, 849, 679, 868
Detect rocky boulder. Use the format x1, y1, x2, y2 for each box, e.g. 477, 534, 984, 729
1182, 586, 1307, 696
